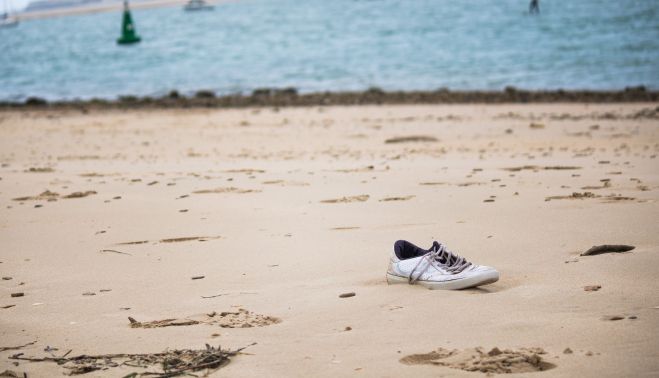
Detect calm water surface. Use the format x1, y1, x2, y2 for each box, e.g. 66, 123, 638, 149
1, 0, 658, 101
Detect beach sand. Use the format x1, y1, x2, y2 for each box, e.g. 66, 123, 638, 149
0, 103, 658, 377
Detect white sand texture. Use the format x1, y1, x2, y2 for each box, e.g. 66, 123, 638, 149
0, 103, 658, 377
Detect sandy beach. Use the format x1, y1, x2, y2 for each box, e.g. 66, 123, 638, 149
0, 103, 658, 377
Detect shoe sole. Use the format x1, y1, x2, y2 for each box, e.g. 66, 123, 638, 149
386, 270, 499, 290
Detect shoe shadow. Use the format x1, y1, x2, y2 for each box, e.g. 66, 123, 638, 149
464, 287, 497, 294
463, 279, 517, 294
359, 273, 519, 293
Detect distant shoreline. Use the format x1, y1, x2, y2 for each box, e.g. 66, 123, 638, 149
2, 87, 657, 110
18, 0, 214, 21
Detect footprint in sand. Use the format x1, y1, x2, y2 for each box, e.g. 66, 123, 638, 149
334, 166, 375, 173
600, 194, 637, 203
385, 135, 438, 144
379, 196, 415, 202
79, 172, 118, 178
456, 182, 486, 187
321, 195, 369, 203
128, 309, 280, 329
12, 190, 96, 201
400, 347, 555, 374
419, 182, 449, 186
206, 309, 281, 328
62, 191, 97, 199
581, 180, 612, 190
419, 181, 486, 187
57, 155, 101, 161
262, 180, 309, 186
12, 191, 59, 201
193, 187, 260, 194
129, 318, 199, 328
544, 192, 636, 202
223, 169, 265, 174
25, 167, 54, 173
545, 192, 597, 201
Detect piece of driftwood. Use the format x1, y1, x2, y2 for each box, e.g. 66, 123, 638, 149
580, 245, 635, 256
0, 341, 37, 352
9, 343, 255, 377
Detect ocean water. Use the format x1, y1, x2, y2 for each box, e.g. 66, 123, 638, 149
1, 0, 658, 101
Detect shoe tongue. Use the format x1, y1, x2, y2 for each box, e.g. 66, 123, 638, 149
431, 241, 455, 265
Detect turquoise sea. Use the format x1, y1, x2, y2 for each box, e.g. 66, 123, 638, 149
1, 0, 658, 101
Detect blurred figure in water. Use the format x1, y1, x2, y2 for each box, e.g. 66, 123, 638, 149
529, 0, 539, 14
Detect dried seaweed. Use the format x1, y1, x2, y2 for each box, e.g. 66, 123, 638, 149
9, 343, 255, 377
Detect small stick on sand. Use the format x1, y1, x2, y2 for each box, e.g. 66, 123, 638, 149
201, 293, 228, 299
0, 340, 37, 352
99, 249, 132, 256
580, 245, 635, 256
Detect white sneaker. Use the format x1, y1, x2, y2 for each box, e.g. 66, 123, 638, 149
386, 240, 499, 290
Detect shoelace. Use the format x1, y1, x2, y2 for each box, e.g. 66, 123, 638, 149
408, 242, 473, 284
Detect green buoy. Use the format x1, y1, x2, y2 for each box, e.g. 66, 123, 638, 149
117, 0, 140, 45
